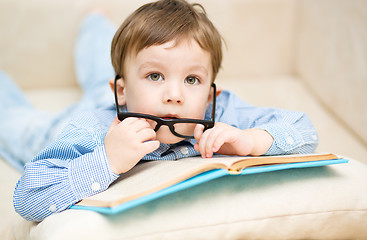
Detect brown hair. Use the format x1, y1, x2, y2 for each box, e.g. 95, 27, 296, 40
111, 0, 223, 82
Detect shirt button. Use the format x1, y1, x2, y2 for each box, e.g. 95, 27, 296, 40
312, 135, 318, 141
286, 136, 294, 145
91, 182, 101, 191
180, 147, 189, 155
49, 204, 57, 212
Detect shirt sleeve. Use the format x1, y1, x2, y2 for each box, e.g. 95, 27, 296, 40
13, 112, 119, 222
215, 90, 319, 155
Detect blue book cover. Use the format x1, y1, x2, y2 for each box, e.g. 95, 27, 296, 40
71, 153, 348, 214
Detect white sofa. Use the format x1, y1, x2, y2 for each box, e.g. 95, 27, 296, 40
1, 0, 366, 239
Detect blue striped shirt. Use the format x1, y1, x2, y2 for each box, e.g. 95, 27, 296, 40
13, 90, 318, 221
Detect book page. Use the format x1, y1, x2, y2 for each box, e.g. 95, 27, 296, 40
78, 156, 244, 207
77, 153, 338, 208
231, 153, 338, 170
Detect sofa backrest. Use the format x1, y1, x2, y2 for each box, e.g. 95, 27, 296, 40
295, 0, 367, 148
0, 0, 297, 89
0, 0, 366, 146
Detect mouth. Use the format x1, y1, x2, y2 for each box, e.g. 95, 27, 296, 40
161, 114, 179, 120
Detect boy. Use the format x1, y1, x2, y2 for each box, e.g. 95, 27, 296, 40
13, 0, 318, 222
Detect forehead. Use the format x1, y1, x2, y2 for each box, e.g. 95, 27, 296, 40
130, 39, 212, 72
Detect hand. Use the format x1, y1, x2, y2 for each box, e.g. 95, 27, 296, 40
194, 122, 273, 158
105, 117, 160, 174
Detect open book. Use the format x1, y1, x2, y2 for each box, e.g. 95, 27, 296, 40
71, 153, 348, 214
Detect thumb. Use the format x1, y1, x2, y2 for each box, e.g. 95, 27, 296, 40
111, 116, 121, 126
142, 140, 160, 154
108, 117, 121, 132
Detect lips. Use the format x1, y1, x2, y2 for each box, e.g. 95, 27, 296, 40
161, 114, 179, 120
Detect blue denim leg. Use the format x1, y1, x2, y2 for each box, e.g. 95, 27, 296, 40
0, 13, 117, 172
0, 71, 55, 171
74, 12, 116, 110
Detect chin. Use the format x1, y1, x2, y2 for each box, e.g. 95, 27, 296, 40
155, 129, 186, 144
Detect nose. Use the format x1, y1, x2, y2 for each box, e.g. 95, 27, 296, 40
163, 83, 184, 104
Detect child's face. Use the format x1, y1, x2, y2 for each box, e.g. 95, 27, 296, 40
113, 39, 214, 144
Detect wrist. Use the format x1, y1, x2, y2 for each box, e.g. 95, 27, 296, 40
246, 128, 274, 156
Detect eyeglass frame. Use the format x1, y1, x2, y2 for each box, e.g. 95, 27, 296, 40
113, 75, 216, 139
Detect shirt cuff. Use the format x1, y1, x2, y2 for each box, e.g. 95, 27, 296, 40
256, 121, 317, 155
69, 145, 119, 200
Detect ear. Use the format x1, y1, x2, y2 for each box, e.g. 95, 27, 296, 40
215, 86, 223, 98
109, 77, 127, 105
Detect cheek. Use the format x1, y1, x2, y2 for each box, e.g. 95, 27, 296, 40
125, 88, 156, 113
155, 128, 182, 144
187, 94, 211, 119
192, 105, 207, 119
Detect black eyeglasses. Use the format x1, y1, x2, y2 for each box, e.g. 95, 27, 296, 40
113, 75, 216, 139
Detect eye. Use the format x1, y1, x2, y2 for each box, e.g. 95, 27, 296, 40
148, 73, 163, 81
185, 76, 200, 85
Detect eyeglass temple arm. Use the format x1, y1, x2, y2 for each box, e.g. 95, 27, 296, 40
114, 75, 122, 115
211, 83, 216, 123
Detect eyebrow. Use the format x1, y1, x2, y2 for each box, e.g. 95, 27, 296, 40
138, 61, 164, 72
188, 65, 209, 76
138, 61, 209, 76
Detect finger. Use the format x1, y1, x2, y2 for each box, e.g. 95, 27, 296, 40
203, 128, 224, 158
211, 132, 226, 153
136, 118, 152, 130
137, 128, 157, 142
200, 125, 227, 158
204, 127, 221, 154
141, 140, 160, 154
198, 128, 213, 158
194, 142, 200, 152
127, 118, 152, 132
119, 116, 139, 127
194, 124, 205, 142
